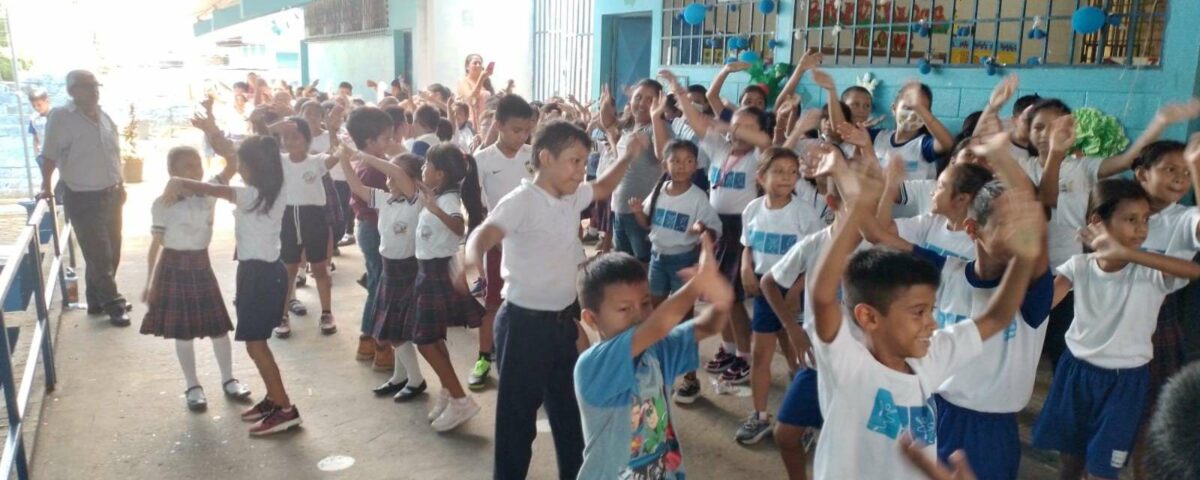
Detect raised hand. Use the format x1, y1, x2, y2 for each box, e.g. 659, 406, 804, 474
1048, 115, 1077, 155
776, 96, 799, 125
657, 69, 683, 93
723, 61, 753, 73
651, 91, 669, 119
836, 121, 872, 148
994, 189, 1046, 261
986, 75, 1019, 114
794, 108, 824, 134
692, 233, 734, 306
1185, 132, 1200, 169
1153, 98, 1200, 126
1078, 223, 1130, 262
811, 69, 836, 92
797, 47, 823, 71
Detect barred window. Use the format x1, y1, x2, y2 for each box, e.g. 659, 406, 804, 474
304, 0, 389, 38
790, 0, 1167, 68
661, 0, 779, 66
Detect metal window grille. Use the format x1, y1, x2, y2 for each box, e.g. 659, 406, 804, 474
661, 0, 778, 66
304, 0, 389, 39
790, 0, 1167, 68
533, 0, 595, 102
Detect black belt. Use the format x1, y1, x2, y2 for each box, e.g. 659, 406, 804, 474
65, 184, 123, 195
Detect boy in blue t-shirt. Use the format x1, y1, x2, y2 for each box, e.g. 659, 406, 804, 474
575, 234, 732, 479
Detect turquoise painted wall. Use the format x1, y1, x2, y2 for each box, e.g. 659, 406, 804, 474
193, 0, 312, 36
592, 0, 1200, 140
306, 34, 396, 102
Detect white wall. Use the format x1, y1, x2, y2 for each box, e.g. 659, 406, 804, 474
306, 34, 396, 102
412, 0, 534, 99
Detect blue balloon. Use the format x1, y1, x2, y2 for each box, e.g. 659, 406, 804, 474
767, 39, 781, 49
758, 0, 775, 14
1107, 14, 1122, 26
739, 50, 761, 63
683, 3, 707, 26
1072, 7, 1106, 34
1027, 57, 1041, 66
728, 4, 737, 12
917, 59, 932, 75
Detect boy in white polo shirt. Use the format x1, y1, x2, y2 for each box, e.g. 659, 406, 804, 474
467, 94, 537, 390
466, 120, 649, 480
807, 146, 1042, 480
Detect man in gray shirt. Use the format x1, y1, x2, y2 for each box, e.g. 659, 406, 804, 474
40, 70, 130, 326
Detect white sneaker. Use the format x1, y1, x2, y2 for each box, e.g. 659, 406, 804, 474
427, 389, 451, 422
431, 396, 480, 432
273, 318, 292, 338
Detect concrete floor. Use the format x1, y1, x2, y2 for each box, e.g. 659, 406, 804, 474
28, 180, 1064, 479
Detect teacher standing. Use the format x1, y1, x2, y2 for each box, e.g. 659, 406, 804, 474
40, 70, 131, 326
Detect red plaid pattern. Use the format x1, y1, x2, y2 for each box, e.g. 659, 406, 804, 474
140, 250, 233, 339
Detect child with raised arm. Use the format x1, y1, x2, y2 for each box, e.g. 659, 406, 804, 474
1034, 178, 1200, 480
165, 135, 301, 436
871, 82, 956, 182
465, 121, 648, 479
574, 235, 732, 479
141, 110, 250, 411
807, 146, 1043, 479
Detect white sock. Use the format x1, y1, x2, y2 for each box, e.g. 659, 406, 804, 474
389, 344, 409, 384
722, 341, 737, 352
211, 335, 234, 383
175, 340, 200, 389
736, 350, 751, 361
394, 342, 424, 386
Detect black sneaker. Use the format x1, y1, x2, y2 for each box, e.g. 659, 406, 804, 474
705, 347, 736, 374
719, 357, 750, 385
356, 273, 368, 290
734, 412, 773, 445
673, 375, 701, 404
393, 381, 427, 402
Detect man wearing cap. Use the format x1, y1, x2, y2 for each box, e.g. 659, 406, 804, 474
40, 70, 130, 326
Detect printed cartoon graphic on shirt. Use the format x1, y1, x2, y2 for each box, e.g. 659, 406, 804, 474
652, 209, 692, 233
866, 388, 937, 444
621, 358, 683, 479
746, 229, 799, 255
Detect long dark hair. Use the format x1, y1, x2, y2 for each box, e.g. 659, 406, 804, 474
425, 143, 485, 234
238, 135, 284, 214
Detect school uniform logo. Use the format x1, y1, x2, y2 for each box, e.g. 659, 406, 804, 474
652, 209, 691, 233
303, 171, 319, 184
419, 225, 433, 241
746, 229, 798, 255
866, 388, 937, 445
392, 221, 409, 235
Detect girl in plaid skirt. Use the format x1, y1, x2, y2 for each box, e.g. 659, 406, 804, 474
142, 117, 251, 412
410, 143, 486, 432
336, 121, 430, 403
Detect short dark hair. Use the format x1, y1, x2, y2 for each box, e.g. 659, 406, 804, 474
1087, 178, 1149, 223
947, 161, 994, 197
1013, 94, 1042, 117
732, 106, 766, 131
1132, 140, 1186, 171
531, 120, 593, 169
436, 118, 454, 142
428, 83, 452, 102
1145, 363, 1200, 480
663, 139, 699, 161
633, 78, 663, 96
351, 98, 366, 107
414, 105, 441, 131
1028, 98, 1072, 120
286, 116, 313, 144
346, 107, 394, 150
577, 252, 648, 312
338, 81, 353, 91
232, 81, 250, 92
840, 85, 873, 100
844, 248, 941, 315
495, 94, 535, 124
27, 88, 48, 103
900, 82, 934, 105
166, 146, 201, 175
741, 85, 767, 102
686, 84, 708, 96
384, 106, 408, 128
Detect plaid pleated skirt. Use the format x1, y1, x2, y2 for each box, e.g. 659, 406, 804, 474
140, 249, 233, 340
371, 257, 419, 343
407, 257, 483, 345
716, 214, 746, 301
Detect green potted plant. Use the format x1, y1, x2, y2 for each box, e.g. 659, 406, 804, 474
121, 103, 143, 183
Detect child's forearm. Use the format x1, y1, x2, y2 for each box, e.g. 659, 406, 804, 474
813, 207, 868, 342
632, 281, 705, 356
761, 274, 796, 324
175, 178, 235, 203
1038, 153, 1066, 209
860, 214, 912, 252
465, 225, 503, 277
692, 303, 731, 340
427, 205, 465, 236
145, 236, 162, 292
651, 115, 669, 161
917, 107, 955, 153
592, 147, 637, 200
1125, 249, 1200, 280
631, 209, 651, 230
975, 256, 1037, 340
707, 69, 732, 116
341, 157, 372, 201
672, 82, 711, 139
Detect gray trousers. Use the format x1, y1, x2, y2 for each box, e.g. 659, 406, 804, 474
62, 185, 126, 313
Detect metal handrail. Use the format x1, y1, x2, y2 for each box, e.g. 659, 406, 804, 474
0, 197, 72, 479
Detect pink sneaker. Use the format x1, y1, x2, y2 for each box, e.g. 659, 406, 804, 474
249, 406, 302, 436
240, 397, 276, 422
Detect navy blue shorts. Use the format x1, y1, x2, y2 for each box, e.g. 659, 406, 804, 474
1032, 350, 1149, 479
933, 395, 1019, 480
234, 259, 287, 342
777, 368, 823, 428
751, 280, 788, 333
648, 249, 699, 297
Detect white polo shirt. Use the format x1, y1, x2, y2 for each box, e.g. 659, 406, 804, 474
42, 103, 123, 191
1143, 203, 1200, 257
151, 176, 221, 250
475, 144, 534, 210
282, 154, 332, 206
483, 180, 594, 311
369, 189, 421, 260
1047, 156, 1101, 267
416, 191, 464, 260
232, 185, 287, 262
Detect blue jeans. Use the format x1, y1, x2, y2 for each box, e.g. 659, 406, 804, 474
648, 248, 699, 297
613, 213, 651, 262
357, 221, 383, 334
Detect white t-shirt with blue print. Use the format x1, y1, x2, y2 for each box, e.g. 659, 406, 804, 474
741, 196, 826, 275
575, 322, 699, 479
811, 317, 984, 480
872, 129, 939, 180
699, 130, 760, 215
643, 184, 723, 255
916, 247, 1055, 413
897, 214, 975, 262
1143, 202, 1200, 257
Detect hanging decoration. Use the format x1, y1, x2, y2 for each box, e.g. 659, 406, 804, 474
856, 72, 880, 96
981, 56, 1002, 76
1072, 6, 1106, 34
917, 18, 932, 38
1072, 107, 1129, 158
683, 3, 707, 26
758, 0, 775, 14
739, 50, 762, 63
1027, 16, 1047, 39
917, 58, 932, 75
